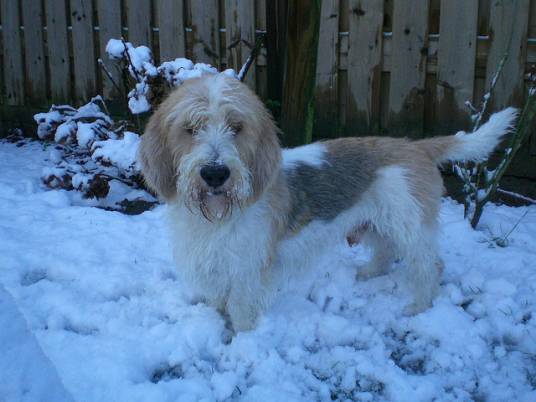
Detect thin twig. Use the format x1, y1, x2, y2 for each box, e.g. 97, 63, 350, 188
500, 209, 530, 245
473, 52, 509, 132
238, 33, 266, 82
98, 58, 124, 96
121, 37, 141, 82
97, 172, 139, 187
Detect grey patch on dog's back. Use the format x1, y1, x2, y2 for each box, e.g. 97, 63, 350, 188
284, 138, 393, 232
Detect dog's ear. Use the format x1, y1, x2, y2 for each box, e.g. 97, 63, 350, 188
138, 114, 177, 200
252, 116, 282, 198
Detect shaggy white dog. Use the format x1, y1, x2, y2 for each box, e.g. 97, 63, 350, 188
139, 74, 517, 331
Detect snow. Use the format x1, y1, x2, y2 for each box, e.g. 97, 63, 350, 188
158, 58, 195, 85
76, 122, 98, 148
105, 39, 126, 60
55, 121, 77, 143
91, 131, 141, 172
0, 285, 74, 402
128, 82, 152, 114
34, 110, 63, 139
1, 140, 536, 402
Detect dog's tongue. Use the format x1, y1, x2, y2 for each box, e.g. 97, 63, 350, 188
205, 193, 228, 219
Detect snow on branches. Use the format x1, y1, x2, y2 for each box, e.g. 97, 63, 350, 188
104, 38, 237, 114
35, 97, 144, 201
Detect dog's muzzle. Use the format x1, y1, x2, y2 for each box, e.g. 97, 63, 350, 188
200, 164, 231, 189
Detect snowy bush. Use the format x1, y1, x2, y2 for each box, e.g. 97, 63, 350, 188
35, 96, 115, 146
104, 38, 237, 115
34, 96, 144, 201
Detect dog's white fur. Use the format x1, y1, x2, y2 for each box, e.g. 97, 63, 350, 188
139, 74, 517, 331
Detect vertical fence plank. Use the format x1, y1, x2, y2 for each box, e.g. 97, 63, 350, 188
477, 0, 490, 35
265, 0, 286, 106
436, 0, 478, 132
1, 0, 25, 105
96, 0, 122, 99
45, 0, 71, 102
156, 0, 186, 62
530, 0, 536, 37
126, 0, 152, 46
429, 0, 440, 34
338, 0, 349, 130
190, 0, 220, 67
281, 0, 321, 146
388, 0, 429, 137
346, 0, 383, 135
21, 0, 46, 104
225, 0, 256, 88
487, 0, 531, 177
486, 0, 529, 109
255, 0, 267, 99
313, 0, 339, 139
532, 0, 536, 156
70, 0, 97, 104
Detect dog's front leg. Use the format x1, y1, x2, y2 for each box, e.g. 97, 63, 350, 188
226, 267, 270, 332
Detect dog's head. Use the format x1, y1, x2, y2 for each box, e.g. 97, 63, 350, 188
138, 74, 281, 221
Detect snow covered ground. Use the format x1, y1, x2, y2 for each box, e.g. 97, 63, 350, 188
1, 140, 535, 402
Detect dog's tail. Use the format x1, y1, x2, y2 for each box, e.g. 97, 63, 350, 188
415, 107, 518, 164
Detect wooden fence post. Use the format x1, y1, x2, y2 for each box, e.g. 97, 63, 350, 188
436, 0, 478, 133
126, 0, 152, 47
21, 0, 47, 104
486, 0, 529, 110
1, 0, 25, 105
156, 0, 186, 63
96, 0, 122, 98
225, 0, 256, 89
189, 0, 220, 67
70, 0, 97, 104
387, 0, 429, 138
313, 0, 339, 140
280, 0, 322, 146
265, 0, 287, 117
346, 0, 383, 136
45, 0, 71, 103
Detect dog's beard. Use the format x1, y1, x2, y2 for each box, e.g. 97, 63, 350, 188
181, 179, 250, 222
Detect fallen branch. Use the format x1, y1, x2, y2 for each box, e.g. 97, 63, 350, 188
497, 188, 536, 205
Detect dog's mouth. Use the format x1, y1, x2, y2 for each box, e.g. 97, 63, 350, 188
194, 189, 239, 222
206, 190, 226, 196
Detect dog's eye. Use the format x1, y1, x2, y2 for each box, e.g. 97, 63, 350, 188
184, 126, 196, 136
230, 122, 243, 134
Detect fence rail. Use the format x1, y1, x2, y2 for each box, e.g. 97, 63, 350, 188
1, 0, 536, 178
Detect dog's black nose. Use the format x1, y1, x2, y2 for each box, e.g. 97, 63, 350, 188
200, 165, 230, 188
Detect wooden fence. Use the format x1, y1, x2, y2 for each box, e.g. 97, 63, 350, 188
1, 0, 536, 178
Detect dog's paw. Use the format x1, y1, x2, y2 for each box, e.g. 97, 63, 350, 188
356, 263, 389, 281
231, 317, 256, 333
356, 270, 375, 281
402, 301, 430, 316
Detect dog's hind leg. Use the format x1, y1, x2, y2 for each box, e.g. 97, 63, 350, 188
400, 225, 443, 315
364, 165, 444, 314
357, 230, 396, 280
